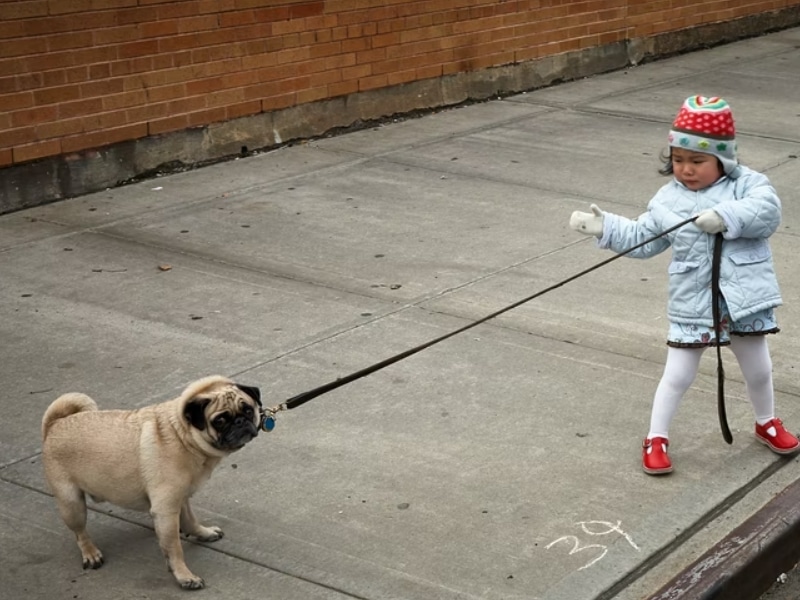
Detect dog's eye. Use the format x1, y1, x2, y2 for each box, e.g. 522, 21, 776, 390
242, 405, 254, 418
212, 414, 229, 429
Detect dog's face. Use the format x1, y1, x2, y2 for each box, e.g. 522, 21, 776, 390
183, 382, 262, 452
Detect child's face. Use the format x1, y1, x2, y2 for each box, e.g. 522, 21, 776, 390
670, 148, 723, 191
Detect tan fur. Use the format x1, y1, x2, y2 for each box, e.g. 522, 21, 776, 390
41, 375, 261, 590
41, 392, 97, 439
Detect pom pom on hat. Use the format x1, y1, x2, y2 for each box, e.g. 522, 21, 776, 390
668, 96, 739, 176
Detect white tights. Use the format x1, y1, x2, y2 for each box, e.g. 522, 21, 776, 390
647, 336, 775, 439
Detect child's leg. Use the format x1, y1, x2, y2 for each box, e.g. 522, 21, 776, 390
648, 346, 705, 439
730, 335, 800, 454
728, 335, 773, 423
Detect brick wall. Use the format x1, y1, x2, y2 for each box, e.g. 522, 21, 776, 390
1, 0, 799, 210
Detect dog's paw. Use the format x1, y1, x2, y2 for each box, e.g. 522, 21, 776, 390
178, 575, 206, 590
80, 545, 104, 569
82, 551, 104, 569
193, 525, 224, 543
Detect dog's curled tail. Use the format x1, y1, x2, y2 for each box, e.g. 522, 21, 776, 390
42, 393, 98, 441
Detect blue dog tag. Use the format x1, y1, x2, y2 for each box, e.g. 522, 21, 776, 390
261, 414, 276, 432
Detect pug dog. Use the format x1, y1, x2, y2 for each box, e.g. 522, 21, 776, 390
41, 375, 263, 590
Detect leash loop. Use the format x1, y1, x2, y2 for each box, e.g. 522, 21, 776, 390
711, 232, 733, 444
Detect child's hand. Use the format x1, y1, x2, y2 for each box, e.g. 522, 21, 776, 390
569, 204, 604, 237
694, 209, 727, 233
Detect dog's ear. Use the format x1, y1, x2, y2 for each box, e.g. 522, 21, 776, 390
184, 397, 211, 430
235, 383, 261, 407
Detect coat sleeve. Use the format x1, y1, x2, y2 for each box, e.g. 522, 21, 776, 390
714, 170, 781, 240
596, 194, 671, 258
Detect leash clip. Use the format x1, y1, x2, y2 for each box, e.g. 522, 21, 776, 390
259, 403, 286, 433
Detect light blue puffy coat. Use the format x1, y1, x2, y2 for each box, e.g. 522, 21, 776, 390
598, 165, 782, 326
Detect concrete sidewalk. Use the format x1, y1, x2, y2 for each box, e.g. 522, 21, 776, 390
2, 28, 800, 600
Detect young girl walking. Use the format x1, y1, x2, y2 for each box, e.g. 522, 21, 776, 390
569, 95, 799, 475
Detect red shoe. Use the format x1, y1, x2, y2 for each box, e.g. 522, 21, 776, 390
643, 437, 673, 475
755, 418, 800, 455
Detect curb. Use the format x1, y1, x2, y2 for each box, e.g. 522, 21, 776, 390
649, 475, 800, 599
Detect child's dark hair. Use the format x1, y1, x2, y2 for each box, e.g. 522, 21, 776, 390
659, 148, 673, 176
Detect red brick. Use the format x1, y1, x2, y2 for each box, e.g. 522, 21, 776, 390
296, 85, 328, 104
34, 84, 81, 106
118, 40, 159, 59
253, 6, 291, 23
148, 114, 189, 136
185, 76, 224, 96
35, 117, 83, 139
206, 87, 245, 107
92, 0, 138, 9
387, 68, 418, 86
139, 20, 180, 38
225, 100, 261, 120
0, 148, 13, 167
144, 83, 188, 103
89, 63, 112, 79
0, 91, 34, 112
156, 1, 200, 20
290, 1, 324, 19
47, 0, 92, 15
58, 97, 104, 119
3, 126, 37, 146
341, 64, 371, 81
125, 102, 169, 123
13, 138, 61, 163
157, 34, 203, 53
45, 30, 93, 52
66, 66, 91, 84
81, 109, 130, 132
341, 37, 369, 53
166, 96, 207, 115
117, 6, 153, 25
0, 21, 21, 41
356, 47, 387, 65
218, 10, 256, 27
61, 123, 147, 153
80, 79, 125, 99
327, 80, 358, 98
358, 73, 388, 92
187, 106, 226, 126
102, 90, 147, 110
243, 81, 279, 101
199, 0, 235, 13
0, 36, 47, 58
93, 25, 141, 45
0, 1, 48, 21
10, 105, 58, 127
179, 15, 219, 33
0, 75, 18, 94
261, 92, 296, 112
309, 69, 341, 87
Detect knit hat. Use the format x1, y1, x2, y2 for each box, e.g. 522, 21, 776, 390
668, 96, 739, 175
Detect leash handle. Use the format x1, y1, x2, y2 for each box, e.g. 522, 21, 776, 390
711, 232, 733, 444
280, 214, 700, 411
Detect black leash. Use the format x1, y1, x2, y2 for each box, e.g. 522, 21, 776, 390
711, 232, 733, 444
259, 215, 700, 432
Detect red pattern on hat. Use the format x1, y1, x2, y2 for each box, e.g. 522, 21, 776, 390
672, 95, 735, 139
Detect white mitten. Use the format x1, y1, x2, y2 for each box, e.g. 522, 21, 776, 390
694, 209, 726, 234
569, 204, 604, 238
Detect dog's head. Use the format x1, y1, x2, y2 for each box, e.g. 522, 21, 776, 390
181, 376, 262, 454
